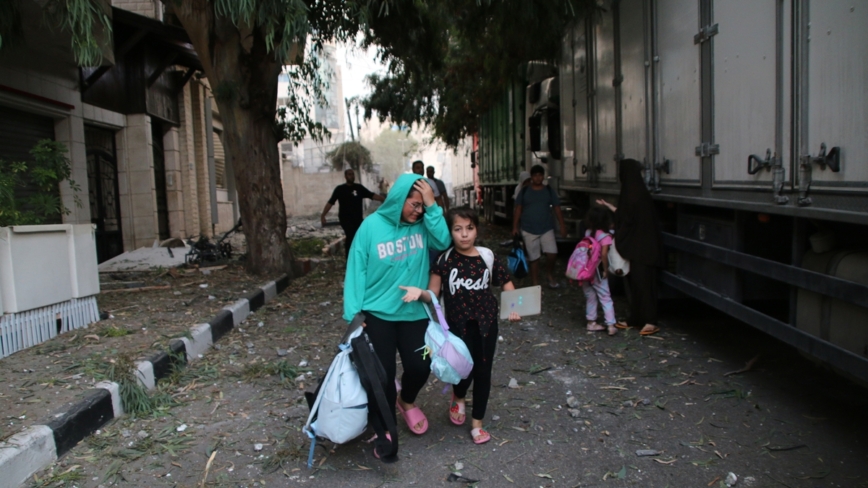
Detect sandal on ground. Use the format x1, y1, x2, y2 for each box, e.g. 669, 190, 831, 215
640, 324, 660, 336
396, 400, 428, 435
607, 324, 618, 336
450, 395, 466, 425
586, 322, 605, 332
548, 281, 560, 289
470, 427, 491, 445
614, 322, 630, 329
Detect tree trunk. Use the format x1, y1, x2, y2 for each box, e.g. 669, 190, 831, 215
170, 4, 293, 276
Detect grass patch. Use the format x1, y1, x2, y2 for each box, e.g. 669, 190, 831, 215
103, 459, 125, 484
102, 326, 130, 338
241, 359, 305, 383
34, 340, 71, 355
109, 425, 194, 461
85, 429, 117, 452
290, 237, 325, 257
261, 430, 304, 473
165, 355, 220, 386
31, 466, 84, 487
104, 353, 178, 417
74, 352, 114, 379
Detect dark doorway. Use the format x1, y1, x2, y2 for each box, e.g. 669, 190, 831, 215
151, 120, 170, 240
85, 126, 124, 263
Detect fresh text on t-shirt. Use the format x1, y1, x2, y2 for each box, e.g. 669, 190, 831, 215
448, 267, 490, 295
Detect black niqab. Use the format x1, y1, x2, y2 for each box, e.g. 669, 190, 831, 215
613, 159, 663, 266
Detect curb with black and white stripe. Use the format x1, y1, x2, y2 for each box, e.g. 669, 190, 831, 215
0, 275, 291, 488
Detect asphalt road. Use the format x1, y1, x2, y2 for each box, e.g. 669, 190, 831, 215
29, 262, 868, 488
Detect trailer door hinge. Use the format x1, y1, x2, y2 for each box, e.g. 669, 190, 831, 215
695, 143, 720, 157
693, 23, 719, 44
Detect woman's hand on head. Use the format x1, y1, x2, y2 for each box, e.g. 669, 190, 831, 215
414, 180, 436, 207
508, 312, 521, 322
399, 285, 423, 302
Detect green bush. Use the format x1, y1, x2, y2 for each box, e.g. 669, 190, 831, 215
290, 237, 325, 257
0, 139, 81, 227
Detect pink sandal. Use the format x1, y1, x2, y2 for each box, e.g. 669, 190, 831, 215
450, 395, 466, 426
587, 322, 605, 332
470, 427, 490, 445
396, 400, 428, 435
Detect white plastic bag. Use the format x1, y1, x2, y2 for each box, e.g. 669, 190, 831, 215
608, 238, 630, 276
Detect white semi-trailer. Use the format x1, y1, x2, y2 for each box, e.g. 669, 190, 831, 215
480, 0, 868, 383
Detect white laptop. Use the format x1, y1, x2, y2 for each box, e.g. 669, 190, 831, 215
500, 286, 542, 320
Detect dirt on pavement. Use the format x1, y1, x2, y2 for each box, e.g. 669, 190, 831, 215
18, 222, 868, 488
0, 219, 341, 441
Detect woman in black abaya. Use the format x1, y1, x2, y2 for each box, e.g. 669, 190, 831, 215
596, 159, 664, 335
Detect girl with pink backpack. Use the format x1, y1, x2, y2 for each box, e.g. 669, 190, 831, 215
577, 205, 619, 336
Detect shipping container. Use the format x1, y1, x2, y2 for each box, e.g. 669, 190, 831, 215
477, 0, 868, 383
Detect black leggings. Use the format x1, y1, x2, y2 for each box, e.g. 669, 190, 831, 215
452, 320, 498, 421
362, 312, 431, 425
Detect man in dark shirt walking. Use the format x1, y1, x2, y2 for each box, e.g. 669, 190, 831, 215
321, 169, 385, 258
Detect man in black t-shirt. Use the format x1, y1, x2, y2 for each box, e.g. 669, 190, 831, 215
320, 169, 385, 258
426, 165, 449, 211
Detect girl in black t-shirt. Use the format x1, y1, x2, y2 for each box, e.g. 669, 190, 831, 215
400, 207, 520, 444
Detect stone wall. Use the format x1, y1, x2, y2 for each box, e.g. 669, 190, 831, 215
281, 165, 380, 218
111, 0, 160, 19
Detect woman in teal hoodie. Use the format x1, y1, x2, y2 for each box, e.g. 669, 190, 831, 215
344, 173, 452, 457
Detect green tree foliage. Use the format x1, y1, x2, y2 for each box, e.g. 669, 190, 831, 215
367, 128, 418, 183
2, 0, 111, 66
326, 141, 373, 172
361, 0, 598, 147
0, 140, 82, 227
2, 0, 407, 274
162, 0, 389, 274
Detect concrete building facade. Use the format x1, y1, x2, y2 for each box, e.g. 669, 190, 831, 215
0, 1, 238, 263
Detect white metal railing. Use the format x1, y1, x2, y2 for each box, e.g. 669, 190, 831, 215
0, 296, 99, 359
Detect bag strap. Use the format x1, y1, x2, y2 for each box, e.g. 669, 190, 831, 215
476, 247, 494, 275
350, 333, 398, 462
440, 246, 493, 276
423, 291, 450, 334
438, 247, 453, 267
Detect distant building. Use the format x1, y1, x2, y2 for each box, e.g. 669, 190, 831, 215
277, 43, 347, 175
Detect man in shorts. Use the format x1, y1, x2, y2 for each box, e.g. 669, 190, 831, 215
511, 164, 567, 288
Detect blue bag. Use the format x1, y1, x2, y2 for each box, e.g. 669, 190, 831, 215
421, 291, 474, 385
508, 236, 529, 279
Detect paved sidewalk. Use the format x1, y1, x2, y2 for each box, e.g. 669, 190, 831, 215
0, 273, 291, 488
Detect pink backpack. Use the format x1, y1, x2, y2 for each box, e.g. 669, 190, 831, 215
565, 232, 603, 284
